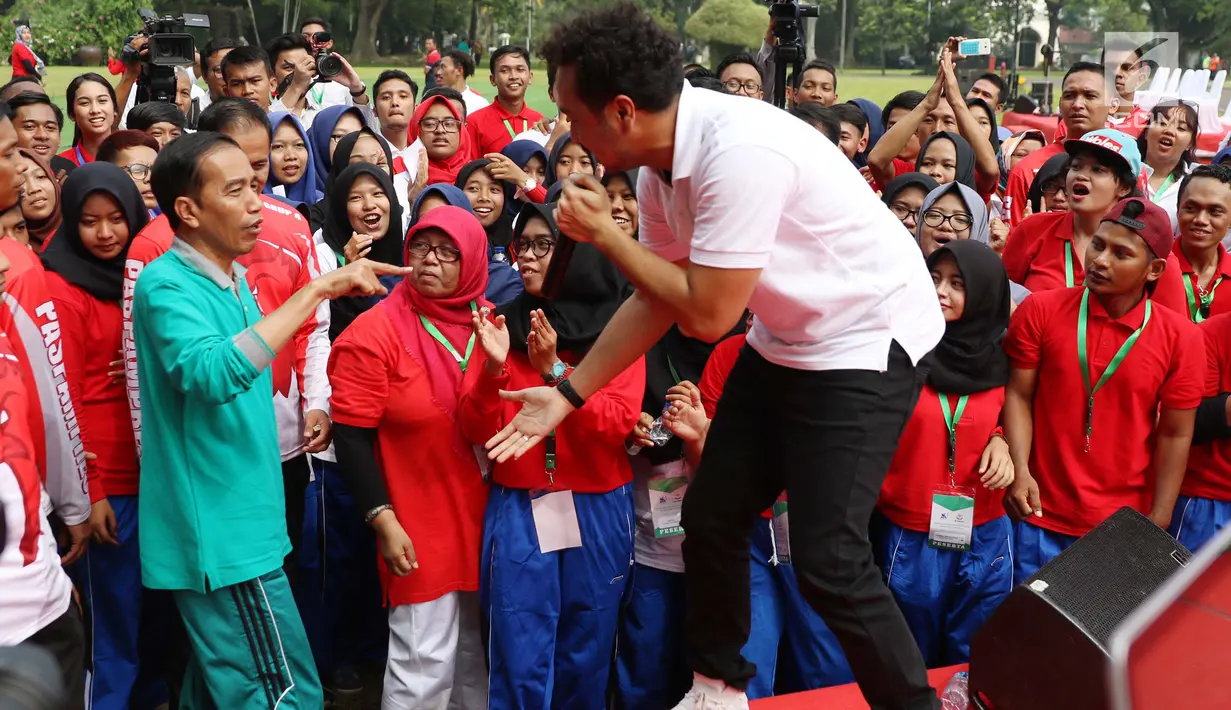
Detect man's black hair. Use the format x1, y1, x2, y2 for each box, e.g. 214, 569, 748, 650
881, 90, 925, 128
687, 75, 729, 93
789, 103, 840, 144
1177, 164, 1231, 205
126, 101, 187, 132
974, 72, 1007, 103
829, 103, 867, 134
221, 45, 271, 79
422, 87, 468, 119
300, 16, 329, 31
684, 66, 715, 81
8, 92, 61, 129
1101, 39, 1145, 64
201, 38, 241, 76
715, 53, 762, 82
1068, 141, 1138, 194
264, 33, 312, 69
1063, 61, 1106, 87
197, 98, 273, 141
0, 100, 12, 123
489, 45, 531, 75
1136, 99, 1199, 182
152, 131, 240, 230
539, 1, 683, 114
374, 70, 419, 102
442, 49, 475, 79
791, 59, 837, 91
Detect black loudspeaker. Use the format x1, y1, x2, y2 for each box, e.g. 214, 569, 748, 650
968, 507, 1191, 710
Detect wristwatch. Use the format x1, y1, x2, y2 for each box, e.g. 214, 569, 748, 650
556, 378, 586, 409
542, 360, 568, 384
349, 81, 367, 97
522, 178, 537, 192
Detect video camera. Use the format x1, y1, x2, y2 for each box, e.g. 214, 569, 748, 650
767, 0, 819, 108
310, 31, 343, 79
125, 8, 210, 106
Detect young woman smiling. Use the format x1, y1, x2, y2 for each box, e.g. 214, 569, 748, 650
58, 73, 117, 166
456, 159, 522, 305
266, 112, 323, 207
16, 147, 60, 250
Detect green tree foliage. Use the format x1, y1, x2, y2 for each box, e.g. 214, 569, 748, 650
7, 0, 144, 64
684, 0, 766, 51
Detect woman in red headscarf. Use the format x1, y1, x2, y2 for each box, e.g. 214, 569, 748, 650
411, 94, 477, 185
328, 205, 496, 708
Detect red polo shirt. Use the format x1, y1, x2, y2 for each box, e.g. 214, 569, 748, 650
458, 349, 644, 494
466, 100, 545, 156
871, 158, 920, 194
1170, 241, 1231, 323
1004, 143, 1067, 226
879, 385, 1007, 531
1184, 313, 1231, 501
1003, 210, 1188, 315
1004, 288, 1204, 536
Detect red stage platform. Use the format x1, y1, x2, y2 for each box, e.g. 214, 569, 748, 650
750, 665, 967, 710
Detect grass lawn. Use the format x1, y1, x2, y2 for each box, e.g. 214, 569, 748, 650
35, 65, 1049, 151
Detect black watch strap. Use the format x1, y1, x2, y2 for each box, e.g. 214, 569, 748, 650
556, 378, 586, 409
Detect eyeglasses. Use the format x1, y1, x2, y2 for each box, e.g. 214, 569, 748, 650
723, 79, 762, 95
889, 203, 919, 222
513, 237, 555, 258
419, 117, 462, 134
1041, 184, 1066, 197
122, 163, 152, 180
407, 241, 461, 263
922, 210, 972, 231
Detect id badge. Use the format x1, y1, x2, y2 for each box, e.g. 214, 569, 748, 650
771, 492, 790, 565
928, 485, 976, 551
531, 489, 583, 553
648, 459, 688, 538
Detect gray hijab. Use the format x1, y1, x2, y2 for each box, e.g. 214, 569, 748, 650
916, 181, 1031, 303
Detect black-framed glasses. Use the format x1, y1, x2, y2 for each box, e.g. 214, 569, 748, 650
722, 79, 762, 95
922, 210, 972, 231
513, 237, 556, 258
122, 163, 152, 180
1042, 183, 1066, 197
420, 117, 462, 134
407, 241, 461, 263
889, 202, 919, 222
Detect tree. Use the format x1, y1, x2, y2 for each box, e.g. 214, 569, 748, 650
7, 0, 143, 64
684, 0, 765, 56
350, 0, 388, 62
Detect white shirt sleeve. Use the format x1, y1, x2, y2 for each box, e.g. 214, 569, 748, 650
688, 146, 795, 270
635, 171, 689, 263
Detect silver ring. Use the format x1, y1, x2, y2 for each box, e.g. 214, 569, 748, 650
521, 435, 530, 441
312, 424, 322, 433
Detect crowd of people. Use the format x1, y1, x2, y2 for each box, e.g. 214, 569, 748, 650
1, 5, 1230, 710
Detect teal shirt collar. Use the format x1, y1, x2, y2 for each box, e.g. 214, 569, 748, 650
171, 237, 248, 292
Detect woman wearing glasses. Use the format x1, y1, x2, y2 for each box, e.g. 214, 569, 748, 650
329, 205, 494, 709
412, 94, 475, 185
881, 172, 939, 235
96, 129, 160, 218
459, 202, 640, 710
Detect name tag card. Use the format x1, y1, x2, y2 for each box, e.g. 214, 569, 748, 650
772, 492, 791, 564
532, 489, 583, 553
648, 459, 688, 538
928, 485, 976, 551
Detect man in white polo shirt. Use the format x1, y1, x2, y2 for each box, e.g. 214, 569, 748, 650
484, 4, 944, 710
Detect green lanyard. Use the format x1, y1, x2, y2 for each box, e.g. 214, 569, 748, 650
1064, 241, 1078, 288
503, 118, 528, 139
1151, 173, 1177, 204
1077, 289, 1151, 452
418, 301, 478, 371
310, 84, 324, 107
666, 353, 681, 385
1182, 273, 1222, 323
938, 393, 970, 484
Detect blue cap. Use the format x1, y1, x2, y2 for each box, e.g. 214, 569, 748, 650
1065, 128, 1142, 178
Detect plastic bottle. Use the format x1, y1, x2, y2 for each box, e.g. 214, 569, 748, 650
647, 402, 674, 446
492, 246, 508, 264
940, 671, 969, 710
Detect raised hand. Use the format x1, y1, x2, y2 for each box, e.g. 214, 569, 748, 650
556, 175, 614, 242
485, 387, 575, 462
663, 381, 709, 443
527, 309, 559, 377
485, 152, 531, 186
344, 231, 373, 263
473, 308, 510, 373
314, 259, 413, 300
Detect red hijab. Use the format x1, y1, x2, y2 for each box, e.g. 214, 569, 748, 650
410, 95, 475, 185
381, 205, 490, 458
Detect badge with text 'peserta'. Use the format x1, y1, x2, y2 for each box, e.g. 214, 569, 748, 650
928, 485, 976, 551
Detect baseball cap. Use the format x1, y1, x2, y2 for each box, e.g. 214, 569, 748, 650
1101, 197, 1173, 259
1065, 128, 1143, 178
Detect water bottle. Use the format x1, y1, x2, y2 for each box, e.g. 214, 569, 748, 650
492, 246, 508, 264
647, 402, 674, 446
940, 671, 969, 710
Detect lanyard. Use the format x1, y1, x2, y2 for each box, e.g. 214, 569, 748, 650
545, 430, 556, 485
938, 393, 969, 485
74, 144, 86, 166
310, 84, 324, 107
418, 301, 478, 371
1182, 272, 1223, 323
1077, 289, 1151, 452
1064, 241, 1078, 288
666, 353, 681, 386
1151, 173, 1177, 203
503, 117, 528, 139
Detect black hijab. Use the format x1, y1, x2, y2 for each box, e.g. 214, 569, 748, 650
916, 131, 977, 191
41, 162, 149, 302
455, 159, 514, 249
925, 240, 1010, 395
880, 172, 940, 207
497, 203, 627, 354
309, 127, 395, 232
545, 132, 597, 186
1027, 152, 1071, 214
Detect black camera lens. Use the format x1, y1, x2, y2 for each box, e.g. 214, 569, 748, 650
317, 53, 343, 78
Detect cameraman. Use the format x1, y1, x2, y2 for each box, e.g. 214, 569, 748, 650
113, 34, 196, 130
266, 33, 372, 129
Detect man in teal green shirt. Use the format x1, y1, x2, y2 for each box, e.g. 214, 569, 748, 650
134, 131, 406, 708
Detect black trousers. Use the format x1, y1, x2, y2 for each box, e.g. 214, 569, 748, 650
22, 602, 85, 710
282, 453, 311, 585
680, 341, 939, 710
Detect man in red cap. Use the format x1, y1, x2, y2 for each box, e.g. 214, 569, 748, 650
1002, 197, 1205, 579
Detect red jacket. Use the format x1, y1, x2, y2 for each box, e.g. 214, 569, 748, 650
458, 350, 645, 493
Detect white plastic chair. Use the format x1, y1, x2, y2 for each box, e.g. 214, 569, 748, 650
1208, 69, 1227, 101
1147, 67, 1171, 94
1164, 69, 1185, 96
1182, 69, 1211, 100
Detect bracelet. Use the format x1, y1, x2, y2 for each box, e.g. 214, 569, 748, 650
556, 378, 586, 409
363, 503, 392, 524
350, 81, 367, 97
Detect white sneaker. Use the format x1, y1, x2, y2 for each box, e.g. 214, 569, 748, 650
671, 674, 750, 710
